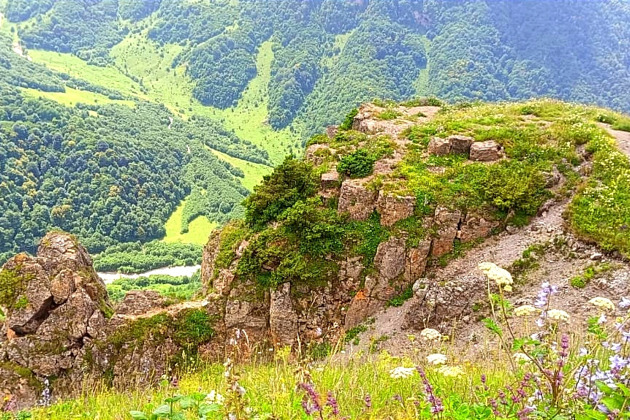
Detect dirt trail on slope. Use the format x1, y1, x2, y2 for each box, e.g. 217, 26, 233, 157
114, 300, 208, 321
599, 123, 630, 158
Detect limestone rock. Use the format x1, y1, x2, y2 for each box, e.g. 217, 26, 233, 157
470, 141, 503, 162
352, 104, 380, 134
459, 214, 497, 243
432, 207, 462, 257
377, 191, 415, 227
225, 281, 269, 341
214, 269, 236, 296
0, 364, 41, 412
405, 240, 432, 281
321, 169, 340, 189
338, 180, 378, 220
448, 135, 474, 155
428, 137, 451, 156
326, 125, 338, 139
371, 238, 406, 301
114, 290, 165, 316
269, 282, 298, 346
345, 291, 371, 329
304, 144, 332, 166
201, 230, 221, 294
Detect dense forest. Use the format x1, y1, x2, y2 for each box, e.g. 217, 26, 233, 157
1, 0, 629, 263
7, 0, 629, 136
0, 29, 273, 263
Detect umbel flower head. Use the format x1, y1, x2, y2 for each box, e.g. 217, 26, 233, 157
547, 309, 570, 323
437, 365, 465, 378
420, 328, 442, 341
389, 367, 415, 379
426, 353, 447, 366
478, 262, 513, 290
514, 305, 538, 317
588, 297, 615, 312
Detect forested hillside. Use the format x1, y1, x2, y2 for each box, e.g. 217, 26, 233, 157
6, 0, 629, 136
1, 0, 629, 263
0, 28, 271, 263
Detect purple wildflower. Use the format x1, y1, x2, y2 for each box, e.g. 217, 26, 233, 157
326, 391, 340, 416
364, 394, 372, 409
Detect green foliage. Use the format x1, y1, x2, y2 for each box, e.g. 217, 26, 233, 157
570, 263, 612, 289
376, 109, 402, 120
339, 108, 358, 131
387, 286, 414, 307
344, 325, 368, 345
106, 272, 201, 303
238, 198, 343, 288
213, 220, 250, 272
568, 129, 630, 256
345, 212, 390, 267
337, 149, 377, 179
243, 156, 318, 230
94, 242, 202, 274
0, 266, 28, 308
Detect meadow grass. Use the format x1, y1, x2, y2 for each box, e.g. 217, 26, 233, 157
20, 86, 136, 108
32, 352, 509, 420
208, 148, 272, 191
163, 199, 217, 245
27, 49, 147, 99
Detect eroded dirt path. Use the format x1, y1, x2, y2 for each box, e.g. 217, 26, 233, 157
114, 299, 208, 321
599, 123, 630, 158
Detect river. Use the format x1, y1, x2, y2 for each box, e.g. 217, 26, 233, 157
98, 265, 201, 284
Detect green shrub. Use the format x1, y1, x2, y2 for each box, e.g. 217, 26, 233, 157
337, 149, 377, 178
243, 156, 318, 230
339, 108, 358, 131
376, 109, 401, 120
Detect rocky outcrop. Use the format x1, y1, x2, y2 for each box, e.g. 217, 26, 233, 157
338, 179, 378, 220
470, 140, 503, 161
0, 232, 112, 410
201, 230, 221, 294
377, 192, 415, 227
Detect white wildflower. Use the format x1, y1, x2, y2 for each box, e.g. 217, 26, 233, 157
389, 367, 415, 379
478, 262, 513, 287
589, 297, 615, 312
419, 328, 442, 341
205, 390, 225, 405
514, 305, 538, 317
437, 365, 465, 377
513, 353, 531, 364
426, 353, 448, 366
547, 309, 570, 323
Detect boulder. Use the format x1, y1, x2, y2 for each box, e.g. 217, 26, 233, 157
0, 232, 112, 379
352, 104, 380, 134
470, 141, 503, 162
338, 180, 378, 220
432, 207, 462, 257
448, 135, 474, 155
376, 192, 415, 227
345, 290, 371, 329
428, 137, 451, 156
269, 282, 298, 346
